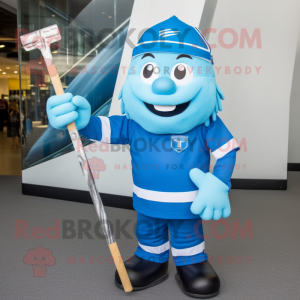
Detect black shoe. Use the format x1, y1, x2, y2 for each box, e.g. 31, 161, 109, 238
175, 260, 220, 298
115, 255, 168, 291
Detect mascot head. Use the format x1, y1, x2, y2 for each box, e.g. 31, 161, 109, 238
119, 16, 224, 134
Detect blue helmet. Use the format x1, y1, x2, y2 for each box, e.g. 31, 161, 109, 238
132, 15, 213, 64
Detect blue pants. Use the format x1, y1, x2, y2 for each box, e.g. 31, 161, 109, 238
135, 213, 208, 266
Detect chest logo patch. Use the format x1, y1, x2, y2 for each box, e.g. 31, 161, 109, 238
171, 136, 188, 153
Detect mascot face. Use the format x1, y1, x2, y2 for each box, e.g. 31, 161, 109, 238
118, 16, 224, 134
120, 52, 223, 134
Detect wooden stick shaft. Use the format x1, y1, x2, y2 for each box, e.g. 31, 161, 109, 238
47, 64, 132, 293
109, 242, 133, 292
49, 71, 64, 95
48, 70, 76, 132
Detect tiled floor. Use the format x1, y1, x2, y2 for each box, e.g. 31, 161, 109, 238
0, 127, 22, 176
1, 173, 300, 300
0, 121, 47, 176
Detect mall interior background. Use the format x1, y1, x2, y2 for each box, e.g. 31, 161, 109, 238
0, 0, 299, 182
0, 0, 135, 176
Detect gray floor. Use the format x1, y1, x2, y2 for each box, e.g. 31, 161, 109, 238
0, 173, 300, 300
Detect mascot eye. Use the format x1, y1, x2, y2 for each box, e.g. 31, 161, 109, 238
144, 64, 154, 78
174, 64, 186, 79
140, 62, 159, 84
171, 63, 193, 86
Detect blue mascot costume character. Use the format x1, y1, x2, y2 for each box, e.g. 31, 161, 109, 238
47, 16, 239, 298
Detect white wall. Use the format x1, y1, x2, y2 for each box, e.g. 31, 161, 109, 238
23, 0, 300, 194
207, 0, 300, 179
111, 0, 300, 180
288, 26, 300, 164
0, 78, 9, 97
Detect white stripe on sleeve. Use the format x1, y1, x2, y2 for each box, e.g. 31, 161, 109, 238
98, 116, 111, 143
212, 138, 239, 160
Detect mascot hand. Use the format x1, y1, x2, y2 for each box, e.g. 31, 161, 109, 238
189, 168, 231, 220
46, 93, 91, 130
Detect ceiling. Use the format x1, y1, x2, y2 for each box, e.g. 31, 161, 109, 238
0, 0, 17, 10
0, 5, 16, 38
0, 3, 19, 80
0, 56, 20, 79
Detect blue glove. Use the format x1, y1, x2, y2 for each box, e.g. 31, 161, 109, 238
46, 93, 91, 130
189, 168, 231, 220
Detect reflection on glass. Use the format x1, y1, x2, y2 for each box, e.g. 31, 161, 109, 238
18, 0, 134, 169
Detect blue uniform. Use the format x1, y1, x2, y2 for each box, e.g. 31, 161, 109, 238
46, 15, 239, 270
80, 115, 239, 265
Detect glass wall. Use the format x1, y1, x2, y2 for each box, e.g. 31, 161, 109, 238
17, 0, 134, 169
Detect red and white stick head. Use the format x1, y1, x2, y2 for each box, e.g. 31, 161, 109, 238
20, 24, 61, 66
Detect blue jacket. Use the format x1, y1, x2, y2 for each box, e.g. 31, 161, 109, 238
80, 115, 239, 219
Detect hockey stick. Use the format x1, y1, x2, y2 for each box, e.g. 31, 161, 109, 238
20, 25, 132, 293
